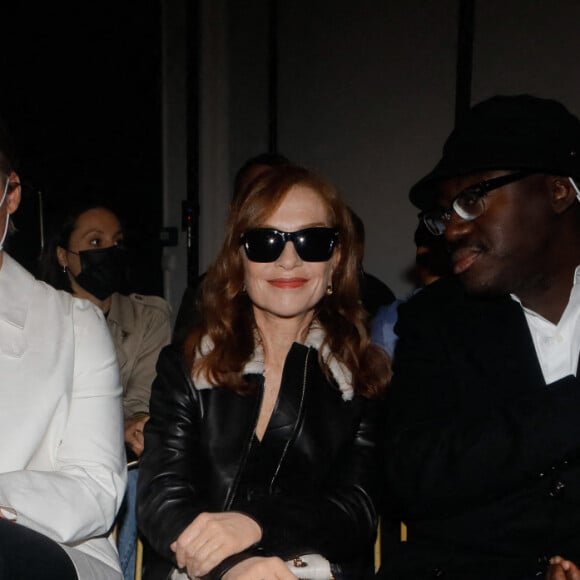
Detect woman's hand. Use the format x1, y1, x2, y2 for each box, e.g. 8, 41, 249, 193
547, 556, 580, 579
223, 556, 298, 580
124, 414, 149, 457
170, 512, 262, 578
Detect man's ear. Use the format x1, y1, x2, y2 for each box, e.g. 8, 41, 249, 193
551, 176, 578, 214
6, 172, 21, 215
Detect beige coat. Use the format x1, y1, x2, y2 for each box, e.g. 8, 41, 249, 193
107, 292, 172, 418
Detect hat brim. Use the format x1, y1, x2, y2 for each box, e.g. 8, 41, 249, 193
409, 157, 580, 210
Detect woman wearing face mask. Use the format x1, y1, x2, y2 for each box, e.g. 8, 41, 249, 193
138, 164, 391, 580
39, 201, 172, 580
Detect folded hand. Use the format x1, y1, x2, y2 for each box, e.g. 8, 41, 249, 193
171, 512, 262, 578
124, 414, 149, 456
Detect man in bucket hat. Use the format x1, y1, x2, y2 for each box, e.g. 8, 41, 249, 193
378, 95, 580, 580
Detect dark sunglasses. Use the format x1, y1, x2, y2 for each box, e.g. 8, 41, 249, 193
240, 227, 339, 262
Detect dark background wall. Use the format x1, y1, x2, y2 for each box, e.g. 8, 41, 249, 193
4, 1, 580, 314
0, 2, 164, 294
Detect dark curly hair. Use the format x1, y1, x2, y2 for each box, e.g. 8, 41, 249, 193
38, 198, 124, 293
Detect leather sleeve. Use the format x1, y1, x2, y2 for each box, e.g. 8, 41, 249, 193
202, 547, 267, 580
236, 398, 383, 562
136, 344, 205, 564
383, 278, 580, 520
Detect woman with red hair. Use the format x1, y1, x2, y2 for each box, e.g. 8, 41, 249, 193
138, 164, 391, 580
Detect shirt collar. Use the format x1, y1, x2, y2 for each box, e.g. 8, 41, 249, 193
511, 264, 580, 322
106, 292, 135, 334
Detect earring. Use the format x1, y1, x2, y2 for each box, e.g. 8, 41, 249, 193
62, 265, 67, 273
326, 284, 333, 295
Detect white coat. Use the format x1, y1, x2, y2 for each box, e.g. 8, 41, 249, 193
0, 254, 127, 579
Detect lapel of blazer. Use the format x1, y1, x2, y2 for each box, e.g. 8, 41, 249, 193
202, 377, 262, 510
0, 255, 31, 358
451, 288, 546, 398
259, 343, 310, 458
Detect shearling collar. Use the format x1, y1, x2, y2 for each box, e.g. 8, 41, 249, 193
194, 322, 353, 400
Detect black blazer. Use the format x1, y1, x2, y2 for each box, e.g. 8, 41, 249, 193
379, 276, 580, 580
138, 343, 382, 579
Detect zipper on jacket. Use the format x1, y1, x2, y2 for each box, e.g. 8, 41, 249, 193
268, 348, 310, 494
223, 375, 264, 510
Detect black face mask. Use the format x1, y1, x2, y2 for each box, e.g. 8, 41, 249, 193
73, 246, 127, 300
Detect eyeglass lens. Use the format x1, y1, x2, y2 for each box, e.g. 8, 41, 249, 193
422, 171, 531, 236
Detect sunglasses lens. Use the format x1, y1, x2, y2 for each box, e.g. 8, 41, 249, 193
293, 228, 337, 261
242, 229, 284, 262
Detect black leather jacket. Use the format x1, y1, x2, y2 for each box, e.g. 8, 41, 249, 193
137, 343, 382, 579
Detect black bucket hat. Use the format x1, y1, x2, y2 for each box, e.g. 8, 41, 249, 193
410, 94, 580, 210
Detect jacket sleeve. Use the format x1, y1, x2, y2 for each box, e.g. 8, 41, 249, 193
383, 283, 580, 520
123, 297, 172, 418
236, 398, 383, 563
0, 301, 127, 543
137, 345, 208, 564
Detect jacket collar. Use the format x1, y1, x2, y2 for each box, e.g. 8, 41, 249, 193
0, 254, 30, 328
106, 292, 135, 335
0, 254, 32, 357
195, 321, 354, 400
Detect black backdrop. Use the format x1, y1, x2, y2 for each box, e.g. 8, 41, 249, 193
0, 2, 164, 295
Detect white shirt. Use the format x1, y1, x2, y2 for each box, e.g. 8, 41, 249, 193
0, 254, 127, 579
513, 266, 580, 384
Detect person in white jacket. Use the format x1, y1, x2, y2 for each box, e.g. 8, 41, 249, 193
0, 129, 127, 578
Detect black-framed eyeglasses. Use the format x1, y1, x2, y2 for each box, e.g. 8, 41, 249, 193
240, 227, 339, 262
421, 171, 532, 236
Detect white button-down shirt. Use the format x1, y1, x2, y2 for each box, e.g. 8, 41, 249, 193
513, 266, 580, 384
